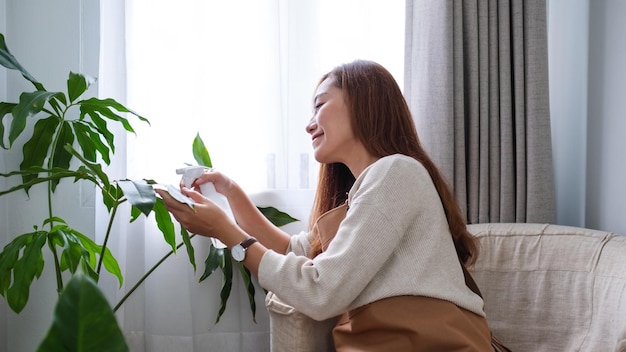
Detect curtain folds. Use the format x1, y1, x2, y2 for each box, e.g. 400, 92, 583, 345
404, 0, 555, 224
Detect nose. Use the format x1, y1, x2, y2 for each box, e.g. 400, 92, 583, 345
305, 118, 317, 134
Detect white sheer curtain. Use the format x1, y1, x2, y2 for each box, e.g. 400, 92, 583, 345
99, 1, 404, 351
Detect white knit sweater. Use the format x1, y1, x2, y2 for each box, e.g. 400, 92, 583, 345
258, 154, 485, 321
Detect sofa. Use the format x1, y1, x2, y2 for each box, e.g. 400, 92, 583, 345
468, 223, 626, 352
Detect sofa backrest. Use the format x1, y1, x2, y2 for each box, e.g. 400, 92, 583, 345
468, 223, 626, 352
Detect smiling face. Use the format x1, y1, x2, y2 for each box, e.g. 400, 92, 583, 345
306, 77, 364, 168
305, 77, 379, 177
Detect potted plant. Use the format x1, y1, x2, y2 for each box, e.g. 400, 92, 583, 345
0, 32, 296, 350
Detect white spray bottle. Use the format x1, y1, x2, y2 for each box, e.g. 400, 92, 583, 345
175, 165, 232, 248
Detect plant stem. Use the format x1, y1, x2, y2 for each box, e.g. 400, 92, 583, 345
96, 200, 119, 275
112, 235, 196, 312
48, 238, 64, 295
46, 107, 67, 293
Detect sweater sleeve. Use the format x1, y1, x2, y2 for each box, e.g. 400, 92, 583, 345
284, 231, 312, 256
258, 156, 430, 320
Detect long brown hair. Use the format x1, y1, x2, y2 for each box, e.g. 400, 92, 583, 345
308, 60, 478, 266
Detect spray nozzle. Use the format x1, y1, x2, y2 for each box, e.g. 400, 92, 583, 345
175, 166, 208, 188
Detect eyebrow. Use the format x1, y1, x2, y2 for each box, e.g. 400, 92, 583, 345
313, 92, 328, 104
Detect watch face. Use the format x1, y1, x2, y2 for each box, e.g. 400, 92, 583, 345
232, 245, 245, 261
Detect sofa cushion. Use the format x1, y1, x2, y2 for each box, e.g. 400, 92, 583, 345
468, 223, 626, 352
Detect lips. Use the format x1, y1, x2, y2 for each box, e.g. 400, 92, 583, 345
311, 132, 323, 142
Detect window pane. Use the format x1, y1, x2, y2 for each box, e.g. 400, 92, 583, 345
126, 0, 405, 192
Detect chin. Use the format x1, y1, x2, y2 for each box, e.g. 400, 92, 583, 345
313, 153, 338, 165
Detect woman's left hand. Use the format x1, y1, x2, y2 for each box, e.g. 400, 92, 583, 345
156, 187, 234, 239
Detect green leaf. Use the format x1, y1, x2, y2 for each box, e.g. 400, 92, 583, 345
64, 144, 110, 188
257, 206, 299, 227
0, 234, 31, 297
180, 228, 196, 272
69, 229, 123, 287
67, 72, 96, 103
72, 121, 111, 163
48, 224, 123, 288
238, 263, 257, 323
192, 133, 212, 168
50, 122, 75, 191
79, 97, 149, 134
215, 250, 233, 325
42, 216, 68, 227
199, 244, 223, 282
0, 33, 44, 90
54, 229, 83, 274
19, 116, 59, 188
83, 112, 116, 153
117, 179, 156, 217
52, 122, 75, 169
129, 205, 142, 222
101, 184, 122, 212
10, 91, 63, 147
5, 231, 47, 313
0, 167, 98, 197
152, 199, 177, 253
0, 102, 17, 149
36, 273, 129, 352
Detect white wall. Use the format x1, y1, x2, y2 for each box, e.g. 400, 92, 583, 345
0, 0, 9, 349
547, 0, 589, 228
1, 1, 99, 351
548, 0, 626, 235
586, 0, 626, 234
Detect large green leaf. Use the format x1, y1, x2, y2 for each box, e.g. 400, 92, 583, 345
192, 133, 212, 167
0, 166, 99, 197
0, 102, 16, 149
238, 263, 257, 323
79, 97, 149, 134
0, 234, 33, 297
72, 121, 111, 163
67, 72, 96, 103
64, 144, 110, 188
215, 250, 233, 325
53, 228, 83, 274
82, 112, 116, 153
117, 179, 156, 217
19, 115, 59, 187
2, 231, 47, 313
36, 273, 129, 352
257, 206, 299, 227
50, 122, 75, 191
152, 199, 177, 253
10, 91, 63, 147
0, 33, 44, 90
100, 184, 122, 213
180, 228, 196, 272
199, 244, 223, 282
69, 229, 123, 287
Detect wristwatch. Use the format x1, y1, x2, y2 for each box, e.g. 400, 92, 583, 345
231, 237, 258, 262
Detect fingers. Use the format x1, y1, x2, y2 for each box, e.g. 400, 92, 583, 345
155, 189, 186, 210
180, 187, 205, 202
193, 169, 221, 186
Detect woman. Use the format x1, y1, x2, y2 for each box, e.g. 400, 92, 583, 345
158, 60, 493, 351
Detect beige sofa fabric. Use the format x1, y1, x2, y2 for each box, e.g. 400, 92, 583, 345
468, 223, 626, 352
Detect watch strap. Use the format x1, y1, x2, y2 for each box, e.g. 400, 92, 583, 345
239, 237, 258, 249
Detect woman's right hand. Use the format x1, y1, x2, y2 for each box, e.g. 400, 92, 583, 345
181, 169, 234, 197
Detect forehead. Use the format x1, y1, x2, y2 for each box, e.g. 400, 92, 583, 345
314, 77, 340, 101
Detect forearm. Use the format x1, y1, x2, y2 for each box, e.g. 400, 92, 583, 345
224, 182, 291, 254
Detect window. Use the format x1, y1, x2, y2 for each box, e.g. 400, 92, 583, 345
125, 0, 405, 192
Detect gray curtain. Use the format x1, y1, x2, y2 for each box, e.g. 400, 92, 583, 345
404, 0, 555, 224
